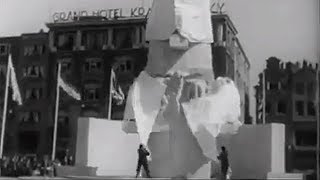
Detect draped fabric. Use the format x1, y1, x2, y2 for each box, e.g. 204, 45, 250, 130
124, 71, 167, 145
8, 55, 22, 105
58, 74, 81, 101
146, 0, 213, 43
182, 77, 242, 160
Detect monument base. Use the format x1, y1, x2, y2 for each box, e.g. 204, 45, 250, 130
75, 118, 303, 179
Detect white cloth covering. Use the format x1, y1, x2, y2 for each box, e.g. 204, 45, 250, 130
146, 41, 214, 81
123, 71, 167, 145
146, 0, 176, 41
174, 0, 213, 43
182, 77, 241, 135
146, 0, 213, 43
182, 77, 242, 159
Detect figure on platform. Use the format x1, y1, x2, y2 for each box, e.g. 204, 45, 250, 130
63, 149, 73, 166
217, 146, 229, 180
136, 144, 151, 178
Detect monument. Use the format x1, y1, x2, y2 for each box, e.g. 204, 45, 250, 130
123, 0, 241, 178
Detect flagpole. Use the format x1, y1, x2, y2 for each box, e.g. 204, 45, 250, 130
108, 69, 113, 120
0, 55, 11, 159
262, 70, 266, 124
316, 67, 319, 180
52, 62, 61, 161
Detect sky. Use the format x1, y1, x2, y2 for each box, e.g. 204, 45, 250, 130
0, 0, 319, 120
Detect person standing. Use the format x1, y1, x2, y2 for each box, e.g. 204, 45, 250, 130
217, 146, 229, 180
136, 144, 151, 178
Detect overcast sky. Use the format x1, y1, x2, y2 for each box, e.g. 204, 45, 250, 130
0, 0, 319, 119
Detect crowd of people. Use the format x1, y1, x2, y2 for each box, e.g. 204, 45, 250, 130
0, 151, 73, 177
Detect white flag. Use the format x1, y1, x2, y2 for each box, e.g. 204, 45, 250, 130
58, 74, 81, 101
111, 69, 125, 105
8, 55, 22, 105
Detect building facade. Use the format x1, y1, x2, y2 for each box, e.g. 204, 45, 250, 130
0, 14, 250, 159
211, 14, 251, 124
0, 32, 52, 156
255, 57, 319, 173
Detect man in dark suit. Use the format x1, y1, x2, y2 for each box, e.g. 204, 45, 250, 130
136, 144, 151, 178
217, 146, 229, 180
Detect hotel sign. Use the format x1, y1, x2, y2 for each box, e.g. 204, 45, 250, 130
210, 0, 226, 14
51, 0, 225, 23
52, 7, 151, 23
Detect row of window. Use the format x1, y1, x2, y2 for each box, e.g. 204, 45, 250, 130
294, 130, 316, 148
267, 82, 281, 90
54, 27, 144, 51
266, 81, 316, 96
20, 112, 41, 123
24, 45, 46, 56
1, 58, 134, 80
19, 112, 70, 127
0, 65, 45, 78
25, 88, 43, 100
23, 66, 45, 78
265, 100, 316, 117
295, 101, 316, 117
1, 44, 46, 56
59, 57, 134, 73
295, 82, 316, 96
265, 101, 287, 115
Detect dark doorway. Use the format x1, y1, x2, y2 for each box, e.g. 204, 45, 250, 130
18, 131, 39, 154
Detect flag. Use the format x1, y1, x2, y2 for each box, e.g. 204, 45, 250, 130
58, 74, 81, 100
8, 55, 22, 105
111, 69, 125, 105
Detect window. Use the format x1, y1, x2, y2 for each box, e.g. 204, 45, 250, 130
0, 44, 8, 55
59, 58, 72, 73
278, 82, 281, 90
55, 32, 75, 51
39, 45, 46, 54
270, 82, 278, 90
23, 65, 44, 78
82, 31, 107, 50
307, 82, 314, 97
295, 101, 304, 116
25, 88, 43, 100
114, 56, 134, 73
295, 131, 316, 147
295, 82, 305, 95
113, 28, 133, 49
24, 45, 46, 56
267, 82, 270, 90
0, 64, 6, 77
277, 101, 286, 114
58, 115, 70, 138
84, 84, 100, 100
58, 115, 69, 126
24, 46, 33, 56
84, 58, 102, 72
307, 101, 316, 116
20, 112, 41, 123
266, 102, 271, 114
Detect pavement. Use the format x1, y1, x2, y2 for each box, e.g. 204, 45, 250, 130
0, 177, 218, 180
